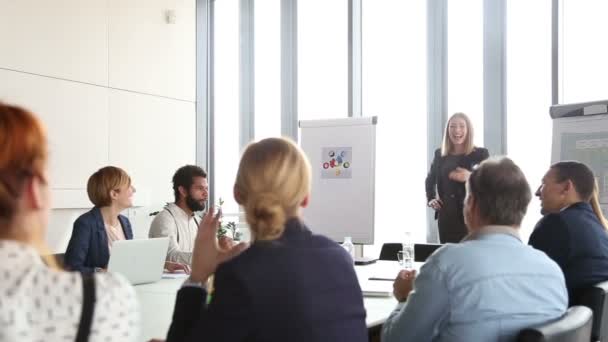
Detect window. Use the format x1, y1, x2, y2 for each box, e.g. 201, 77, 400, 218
447, 0, 484, 146
561, 0, 608, 103
213, 0, 240, 214
298, 0, 348, 120
254, 0, 281, 140
506, 0, 552, 240
362, 0, 427, 256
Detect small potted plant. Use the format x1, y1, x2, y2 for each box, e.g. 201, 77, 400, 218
216, 198, 242, 241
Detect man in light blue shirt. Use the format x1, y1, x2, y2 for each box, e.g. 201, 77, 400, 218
382, 157, 568, 342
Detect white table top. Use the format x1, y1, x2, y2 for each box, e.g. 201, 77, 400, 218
135, 260, 412, 341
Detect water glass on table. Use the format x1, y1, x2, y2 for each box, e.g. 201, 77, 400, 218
397, 249, 414, 270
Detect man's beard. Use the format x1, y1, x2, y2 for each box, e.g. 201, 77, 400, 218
186, 193, 206, 212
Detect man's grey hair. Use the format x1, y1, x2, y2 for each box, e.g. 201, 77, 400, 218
466, 157, 531, 226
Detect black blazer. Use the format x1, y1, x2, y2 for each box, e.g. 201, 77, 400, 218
166, 218, 368, 342
425, 147, 489, 205
529, 202, 608, 299
64, 207, 133, 274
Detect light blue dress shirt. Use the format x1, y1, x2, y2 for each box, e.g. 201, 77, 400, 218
382, 226, 568, 342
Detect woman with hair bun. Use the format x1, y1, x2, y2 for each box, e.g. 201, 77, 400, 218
162, 137, 367, 342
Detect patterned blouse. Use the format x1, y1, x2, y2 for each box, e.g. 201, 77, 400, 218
0, 240, 140, 341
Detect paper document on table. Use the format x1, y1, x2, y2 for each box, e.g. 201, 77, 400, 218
361, 279, 393, 297
161, 271, 189, 279
369, 270, 400, 280
370, 265, 403, 280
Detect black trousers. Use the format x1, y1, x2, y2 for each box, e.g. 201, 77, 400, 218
437, 197, 467, 243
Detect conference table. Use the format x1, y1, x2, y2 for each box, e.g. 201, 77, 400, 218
136, 260, 418, 341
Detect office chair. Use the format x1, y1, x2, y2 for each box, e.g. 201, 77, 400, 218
517, 306, 593, 342
414, 243, 442, 262
379, 243, 444, 262
378, 243, 401, 261
571, 280, 608, 342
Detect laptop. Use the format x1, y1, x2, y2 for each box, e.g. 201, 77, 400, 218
107, 237, 170, 285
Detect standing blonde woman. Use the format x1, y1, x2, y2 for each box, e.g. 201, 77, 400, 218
425, 113, 489, 243
162, 137, 367, 342
0, 102, 139, 341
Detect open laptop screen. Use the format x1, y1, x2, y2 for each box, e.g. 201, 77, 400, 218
107, 237, 169, 285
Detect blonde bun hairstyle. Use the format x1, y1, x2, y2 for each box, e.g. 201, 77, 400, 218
235, 137, 311, 241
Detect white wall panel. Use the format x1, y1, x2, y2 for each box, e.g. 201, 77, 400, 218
108, 0, 196, 101
0, 69, 109, 191
108, 89, 196, 213
0, 0, 109, 85
47, 209, 88, 253
0, 0, 197, 251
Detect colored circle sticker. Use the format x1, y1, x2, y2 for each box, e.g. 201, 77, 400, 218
343, 162, 350, 168
323, 162, 329, 169
328, 151, 335, 157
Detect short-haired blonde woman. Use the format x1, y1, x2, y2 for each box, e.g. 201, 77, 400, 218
425, 113, 489, 243
64, 166, 136, 273
0, 102, 139, 341
65, 167, 189, 274
162, 137, 368, 342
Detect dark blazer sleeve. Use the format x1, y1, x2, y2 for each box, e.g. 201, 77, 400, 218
166, 287, 208, 342
118, 215, 133, 240
469, 147, 489, 168
425, 148, 442, 202
167, 264, 254, 342
529, 214, 570, 269
64, 216, 95, 274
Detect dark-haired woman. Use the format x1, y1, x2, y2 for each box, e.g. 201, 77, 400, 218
529, 161, 608, 300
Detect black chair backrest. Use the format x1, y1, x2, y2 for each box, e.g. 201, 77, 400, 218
571, 280, 608, 342
378, 243, 401, 261
517, 306, 593, 342
414, 243, 442, 262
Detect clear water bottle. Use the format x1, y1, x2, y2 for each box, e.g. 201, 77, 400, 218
402, 231, 415, 270
341, 236, 355, 263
